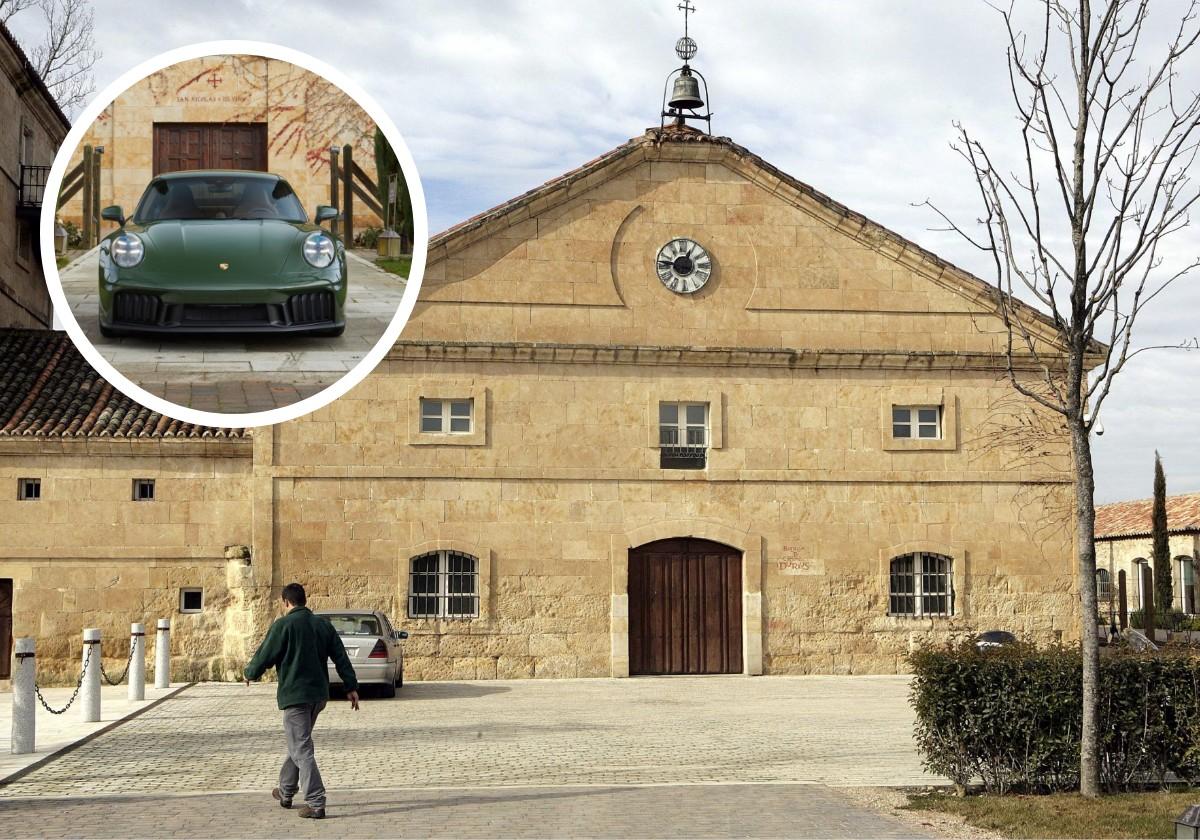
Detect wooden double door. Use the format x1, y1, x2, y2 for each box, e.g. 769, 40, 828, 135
629, 538, 743, 675
153, 123, 268, 175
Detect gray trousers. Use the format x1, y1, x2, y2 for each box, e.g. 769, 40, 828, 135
278, 700, 327, 808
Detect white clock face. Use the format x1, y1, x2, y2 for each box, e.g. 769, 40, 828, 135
655, 238, 712, 294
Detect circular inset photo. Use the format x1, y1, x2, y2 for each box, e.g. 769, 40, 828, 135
40, 41, 426, 425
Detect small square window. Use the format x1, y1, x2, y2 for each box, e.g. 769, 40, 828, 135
132, 479, 155, 501
420, 398, 473, 435
180, 588, 203, 613
17, 478, 40, 500
892, 406, 941, 440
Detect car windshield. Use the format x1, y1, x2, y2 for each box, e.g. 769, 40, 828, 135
134, 175, 307, 223
324, 614, 382, 636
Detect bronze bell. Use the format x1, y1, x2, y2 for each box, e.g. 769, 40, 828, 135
668, 71, 704, 111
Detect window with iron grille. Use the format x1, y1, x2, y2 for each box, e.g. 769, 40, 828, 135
1095, 568, 1112, 601
132, 478, 155, 501
408, 550, 479, 618
892, 406, 941, 439
420, 398, 473, 434
17, 478, 40, 500
659, 402, 708, 469
889, 552, 953, 617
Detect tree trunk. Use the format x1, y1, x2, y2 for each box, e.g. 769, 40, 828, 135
1070, 419, 1101, 797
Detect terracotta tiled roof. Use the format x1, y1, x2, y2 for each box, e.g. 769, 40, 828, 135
0, 329, 245, 439
1094, 492, 1200, 539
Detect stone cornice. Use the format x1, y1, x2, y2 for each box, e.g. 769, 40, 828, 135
0, 437, 252, 457
387, 340, 1066, 372
265, 465, 1072, 485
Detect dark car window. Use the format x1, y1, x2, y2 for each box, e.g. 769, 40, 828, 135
134, 175, 308, 223
324, 614, 381, 636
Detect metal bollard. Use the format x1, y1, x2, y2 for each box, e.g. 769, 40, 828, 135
81, 628, 101, 722
154, 619, 170, 689
11, 638, 35, 754
128, 623, 145, 701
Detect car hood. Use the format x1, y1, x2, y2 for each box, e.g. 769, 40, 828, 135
132, 219, 316, 277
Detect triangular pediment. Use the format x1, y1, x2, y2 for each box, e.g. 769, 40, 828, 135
409, 127, 1075, 360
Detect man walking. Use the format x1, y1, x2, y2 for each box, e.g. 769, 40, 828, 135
244, 582, 360, 819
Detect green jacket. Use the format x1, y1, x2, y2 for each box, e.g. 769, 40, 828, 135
244, 606, 358, 709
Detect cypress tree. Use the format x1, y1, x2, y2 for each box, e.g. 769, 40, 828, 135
1152, 452, 1173, 616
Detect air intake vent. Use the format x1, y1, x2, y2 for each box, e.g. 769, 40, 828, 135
113, 293, 162, 325
287, 292, 334, 325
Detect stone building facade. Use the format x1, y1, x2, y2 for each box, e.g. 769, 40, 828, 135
0, 21, 70, 328
59, 54, 381, 238
1, 127, 1081, 683
1095, 493, 1200, 619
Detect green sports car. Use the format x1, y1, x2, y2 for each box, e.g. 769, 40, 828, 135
97, 170, 347, 338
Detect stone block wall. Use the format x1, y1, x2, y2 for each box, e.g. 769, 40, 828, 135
0, 441, 257, 682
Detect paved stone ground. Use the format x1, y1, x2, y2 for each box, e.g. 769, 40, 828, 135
0, 677, 942, 838
58, 248, 408, 413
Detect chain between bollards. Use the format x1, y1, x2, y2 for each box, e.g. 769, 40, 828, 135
32, 643, 92, 716
100, 635, 138, 686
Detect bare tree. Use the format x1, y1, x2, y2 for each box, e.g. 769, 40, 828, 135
27, 0, 100, 114
0, 0, 35, 24
927, 0, 1200, 797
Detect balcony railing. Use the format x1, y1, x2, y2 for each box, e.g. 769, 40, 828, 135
18, 164, 51, 210
659, 427, 708, 470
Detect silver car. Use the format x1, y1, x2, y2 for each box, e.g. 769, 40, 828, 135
316, 609, 408, 698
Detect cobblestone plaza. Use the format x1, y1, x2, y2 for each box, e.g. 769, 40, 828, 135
0, 677, 942, 838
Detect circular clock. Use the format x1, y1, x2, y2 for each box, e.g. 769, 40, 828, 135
655, 238, 712, 294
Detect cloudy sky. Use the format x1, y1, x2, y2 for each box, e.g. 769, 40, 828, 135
9, 0, 1199, 503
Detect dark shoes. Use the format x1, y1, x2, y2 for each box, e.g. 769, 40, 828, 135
272, 788, 293, 809
298, 805, 326, 819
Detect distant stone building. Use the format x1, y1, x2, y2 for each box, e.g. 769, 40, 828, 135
1095, 493, 1200, 617
59, 54, 381, 238
0, 122, 1083, 683
0, 21, 70, 329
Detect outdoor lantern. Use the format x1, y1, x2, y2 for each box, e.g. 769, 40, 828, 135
1175, 805, 1200, 838
53, 221, 67, 255
377, 228, 402, 258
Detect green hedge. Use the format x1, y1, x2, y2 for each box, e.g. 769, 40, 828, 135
909, 642, 1200, 793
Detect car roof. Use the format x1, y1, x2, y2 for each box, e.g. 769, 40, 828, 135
154, 169, 280, 181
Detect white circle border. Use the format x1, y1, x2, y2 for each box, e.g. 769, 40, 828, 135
39, 40, 428, 429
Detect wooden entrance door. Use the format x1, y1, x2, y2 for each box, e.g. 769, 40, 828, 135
629, 538, 742, 675
153, 123, 268, 175
0, 580, 11, 680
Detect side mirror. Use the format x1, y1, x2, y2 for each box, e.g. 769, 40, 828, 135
315, 205, 340, 224
396, 630, 409, 640
101, 205, 125, 226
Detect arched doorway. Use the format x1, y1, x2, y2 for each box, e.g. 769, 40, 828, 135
628, 537, 742, 675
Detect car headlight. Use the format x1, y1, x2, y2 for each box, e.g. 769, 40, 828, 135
303, 231, 336, 268
111, 233, 144, 268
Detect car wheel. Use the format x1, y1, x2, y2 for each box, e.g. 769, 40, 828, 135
381, 680, 396, 699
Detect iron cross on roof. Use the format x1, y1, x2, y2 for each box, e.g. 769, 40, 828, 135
678, 0, 695, 38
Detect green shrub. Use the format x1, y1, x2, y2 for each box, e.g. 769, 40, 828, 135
909, 642, 1200, 793
60, 219, 83, 248
1129, 608, 1200, 631
355, 226, 381, 249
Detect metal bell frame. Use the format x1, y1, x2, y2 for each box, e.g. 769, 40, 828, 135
661, 63, 713, 133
